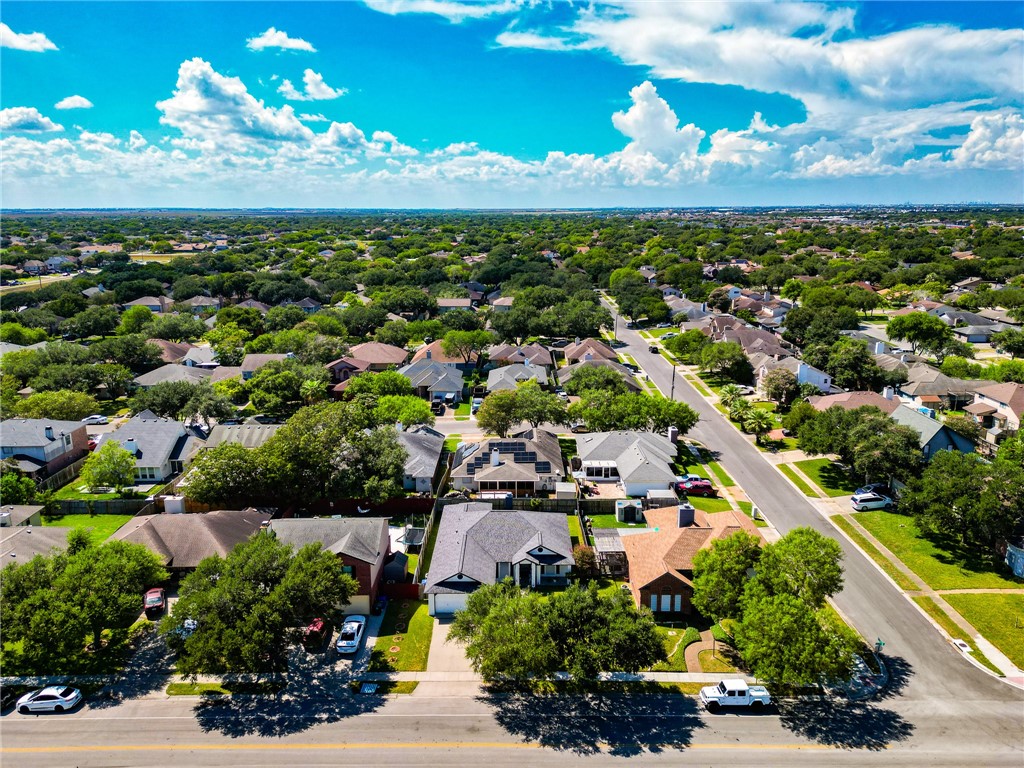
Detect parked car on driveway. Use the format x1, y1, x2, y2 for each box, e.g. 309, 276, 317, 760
850, 492, 894, 511
302, 618, 332, 650
16, 686, 82, 714
81, 414, 108, 425
335, 615, 367, 655
855, 482, 890, 497
143, 587, 166, 618
674, 478, 717, 497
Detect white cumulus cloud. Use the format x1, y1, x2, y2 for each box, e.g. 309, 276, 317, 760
129, 130, 148, 150
299, 113, 329, 122
247, 27, 316, 52
55, 95, 94, 110
0, 107, 64, 133
278, 69, 347, 101
363, 0, 525, 23
0, 22, 57, 52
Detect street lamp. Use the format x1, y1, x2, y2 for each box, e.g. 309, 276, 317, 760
670, 365, 676, 400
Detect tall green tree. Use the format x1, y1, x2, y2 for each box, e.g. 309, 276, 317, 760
0, 472, 37, 505
162, 534, 357, 675
475, 390, 521, 437
11, 390, 99, 421
441, 330, 493, 366
691, 531, 762, 621
756, 527, 844, 610
512, 380, 567, 428
374, 394, 435, 427
80, 442, 136, 492
886, 313, 953, 355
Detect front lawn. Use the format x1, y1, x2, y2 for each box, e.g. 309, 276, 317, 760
855, 511, 1022, 590
698, 649, 736, 673
367, 600, 433, 672
912, 596, 1002, 675
454, 402, 471, 417
829, 515, 919, 591
689, 496, 733, 513
651, 625, 701, 672
795, 458, 860, 497
778, 464, 818, 497
943, 593, 1024, 670
42, 513, 136, 542
1, 618, 151, 676
737, 501, 769, 528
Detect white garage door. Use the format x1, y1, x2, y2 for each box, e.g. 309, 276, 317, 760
430, 593, 468, 616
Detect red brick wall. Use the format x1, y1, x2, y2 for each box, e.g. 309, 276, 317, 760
46, 425, 90, 474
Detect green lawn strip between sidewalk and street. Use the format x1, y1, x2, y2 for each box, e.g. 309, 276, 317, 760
942, 593, 1024, 670
830, 515, 920, 591
912, 596, 1003, 675
737, 500, 768, 528
854, 511, 1022, 590
367, 600, 433, 672
778, 464, 818, 497
42, 513, 137, 543
166, 680, 285, 696
794, 458, 860, 497
706, 461, 735, 488
348, 680, 420, 694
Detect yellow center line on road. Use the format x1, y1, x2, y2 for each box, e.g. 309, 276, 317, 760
3, 742, 852, 754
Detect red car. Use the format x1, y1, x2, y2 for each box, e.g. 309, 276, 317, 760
674, 479, 717, 498
144, 588, 166, 617
302, 618, 332, 650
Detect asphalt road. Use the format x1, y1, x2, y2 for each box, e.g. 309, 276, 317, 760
602, 300, 1022, 714
3, 690, 1022, 767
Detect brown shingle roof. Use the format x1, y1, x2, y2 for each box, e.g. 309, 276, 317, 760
807, 391, 900, 415
112, 510, 265, 569
349, 342, 409, 365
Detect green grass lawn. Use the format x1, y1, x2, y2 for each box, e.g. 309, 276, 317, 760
651, 626, 701, 672
419, 511, 442, 575
698, 649, 736, 673
348, 680, 420, 694
443, 437, 461, 453
404, 552, 418, 576
42, 513, 136, 542
795, 458, 860, 497
52, 483, 120, 501
454, 402, 471, 416
167, 680, 284, 696
595, 578, 629, 599
689, 379, 713, 397
706, 461, 735, 488
778, 464, 818, 497
830, 515, 920, 591
588, 514, 646, 530
912, 596, 1003, 675
943, 593, 1024, 670
647, 327, 672, 338
567, 514, 582, 547
855, 511, 1022, 590
737, 501, 769, 528
367, 600, 433, 672
689, 496, 733, 513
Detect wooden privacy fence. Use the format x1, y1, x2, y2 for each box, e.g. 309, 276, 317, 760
37, 456, 88, 492
55, 499, 154, 516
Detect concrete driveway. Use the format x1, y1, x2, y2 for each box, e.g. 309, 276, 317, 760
425, 617, 472, 673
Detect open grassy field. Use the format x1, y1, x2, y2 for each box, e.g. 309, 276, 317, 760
943, 593, 1024, 670
830, 515, 920, 591
855, 511, 1022, 590
42, 513, 136, 542
912, 596, 1003, 675
795, 458, 860, 497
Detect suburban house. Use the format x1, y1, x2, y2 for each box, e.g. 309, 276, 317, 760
123, 295, 172, 313
450, 429, 563, 497
664, 295, 710, 322
487, 343, 553, 370
485, 363, 546, 393
752, 355, 832, 394
1, 520, 74, 560
0, 418, 89, 478
326, 357, 371, 389
180, 346, 219, 368
235, 298, 271, 313
112, 510, 266, 574
397, 425, 445, 493
575, 431, 677, 497
410, 339, 477, 370
424, 502, 573, 615
204, 423, 282, 450
562, 338, 618, 364
807, 391, 901, 415
889, 405, 975, 459
241, 353, 290, 380
133, 364, 212, 389
557, 359, 642, 393
147, 339, 195, 364
0, 505, 43, 528
398, 360, 465, 402
897, 364, 996, 411
21, 259, 47, 275
268, 518, 391, 614
964, 382, 1024, 447
95, 413, 204, 482
285, 297, 322, 314
348, 342, 409, 370
490, 296, 514, 312
620, 505, 764, 614
180, 295, 221, 312
436, 298, 474, 313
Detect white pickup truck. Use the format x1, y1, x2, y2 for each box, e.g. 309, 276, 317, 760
699, 679, 771, 711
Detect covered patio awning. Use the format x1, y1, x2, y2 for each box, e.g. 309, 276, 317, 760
964, 402, 996, 416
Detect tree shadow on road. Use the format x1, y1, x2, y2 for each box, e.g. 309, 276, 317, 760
778, 698, 915, 750
478, 687, 704, 756
875, 653, 913, 701
89, 628, 174, 710
192, 648, 385, 738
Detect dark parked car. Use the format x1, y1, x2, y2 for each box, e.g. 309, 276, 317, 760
143, 588, 166, 618
855, 482, 890, 497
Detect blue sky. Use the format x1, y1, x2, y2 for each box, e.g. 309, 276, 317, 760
2, 1, 1022, 208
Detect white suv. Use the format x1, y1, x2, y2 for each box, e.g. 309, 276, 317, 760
850, 492, 894, 511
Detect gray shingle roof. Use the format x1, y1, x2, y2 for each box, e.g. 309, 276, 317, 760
486, 363, 545, 391
1, 418, 84, 449
133, 364, 212, 388
397, 426, 444, 480
205, 424, 281, 450
0, 525, 73, 560
575, 431, 676, 485
95, 414, 199, 468
399, 360, 465, 392
425, 504, 572, 595
241, 353, 289, 373
268, 518, 387, 564
889, 404, 975, 453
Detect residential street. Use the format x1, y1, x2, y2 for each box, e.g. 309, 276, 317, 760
600, 298, 1024, 718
